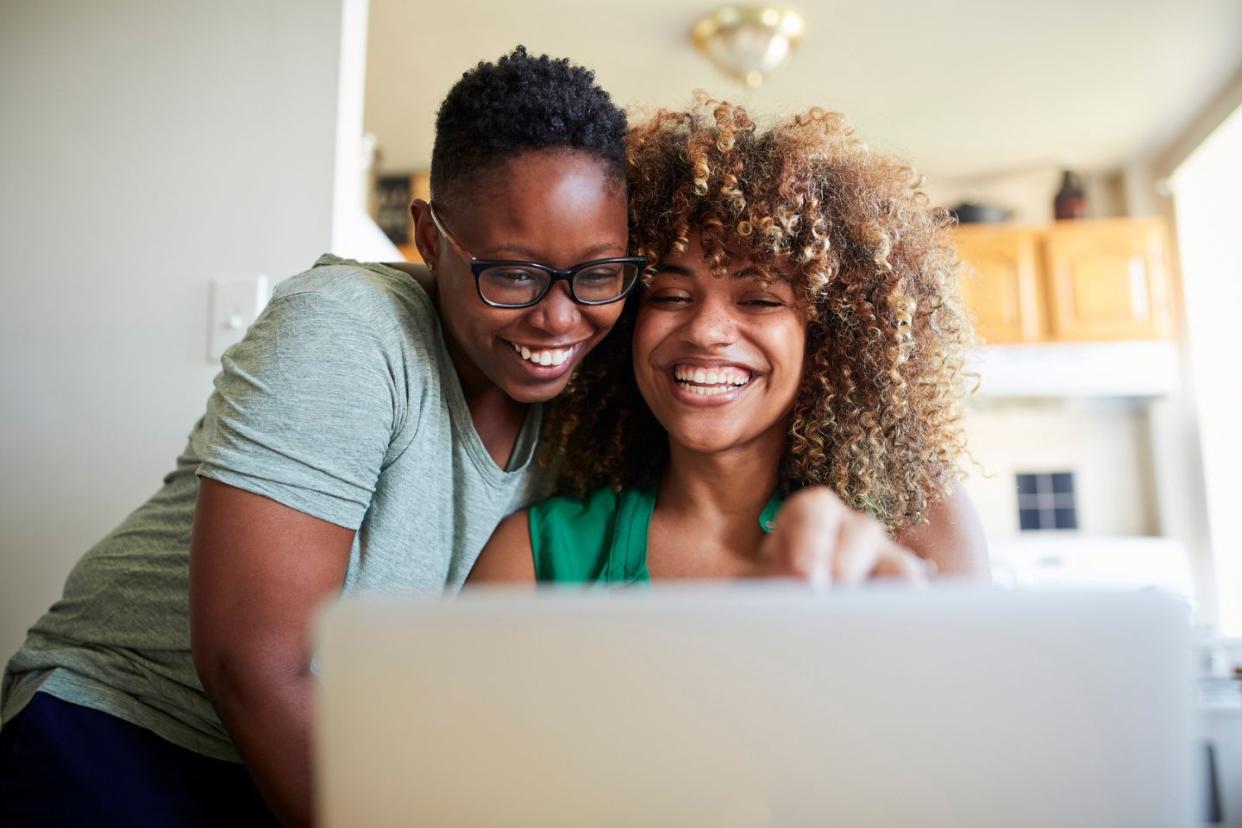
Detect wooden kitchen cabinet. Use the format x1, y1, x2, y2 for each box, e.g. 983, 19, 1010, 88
955, 217, 1174, 344
1043, 218, 1173, 341
954, 226, 1045, 344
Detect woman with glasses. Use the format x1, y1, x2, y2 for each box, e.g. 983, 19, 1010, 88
0, 48, 636, 827
469, 98, 988, 587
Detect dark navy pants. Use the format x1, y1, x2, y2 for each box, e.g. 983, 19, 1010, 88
0, 693, 278, 827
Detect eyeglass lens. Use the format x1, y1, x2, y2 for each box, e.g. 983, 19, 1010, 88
479, 262, 640, 306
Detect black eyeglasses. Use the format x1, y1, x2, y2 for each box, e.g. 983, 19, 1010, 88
428, 202, 645, 309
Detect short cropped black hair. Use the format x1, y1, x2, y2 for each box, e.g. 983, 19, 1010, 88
430, 46, 628, 206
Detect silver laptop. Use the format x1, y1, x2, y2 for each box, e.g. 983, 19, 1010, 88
315, 586, 1195, 827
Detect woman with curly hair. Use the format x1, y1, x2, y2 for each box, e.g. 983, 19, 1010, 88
470, 98, 987, 585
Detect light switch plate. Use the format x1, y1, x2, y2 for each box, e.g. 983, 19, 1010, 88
208, 275, 271, 363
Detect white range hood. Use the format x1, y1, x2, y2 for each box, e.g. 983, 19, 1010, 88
967, 341, 1181, 398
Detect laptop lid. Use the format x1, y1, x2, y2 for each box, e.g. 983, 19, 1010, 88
315, 586, 1194, 827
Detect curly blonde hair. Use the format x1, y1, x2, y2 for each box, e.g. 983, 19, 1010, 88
542, 96, 973, 531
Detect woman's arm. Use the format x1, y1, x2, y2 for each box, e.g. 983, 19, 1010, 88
466, 511, 537, 584
190, 479, 354, 827
895, 485, 990, 581
186, 282, 404, 825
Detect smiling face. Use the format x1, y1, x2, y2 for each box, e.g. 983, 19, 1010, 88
416, 149, 629, 404
633, 233, 808, 457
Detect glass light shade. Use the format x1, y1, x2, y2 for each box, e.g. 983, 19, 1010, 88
692, 5, 806, 88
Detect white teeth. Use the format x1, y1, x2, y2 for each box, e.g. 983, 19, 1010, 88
510, 341, 571, 367
683, 383, 733, 396
672, 364, 752, 388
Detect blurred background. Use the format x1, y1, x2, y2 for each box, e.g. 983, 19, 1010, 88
1, 0, 1240, 662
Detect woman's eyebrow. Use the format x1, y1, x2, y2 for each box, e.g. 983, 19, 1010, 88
733, 266, 791, 282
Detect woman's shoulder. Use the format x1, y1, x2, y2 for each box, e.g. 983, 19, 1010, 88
530, 486, 628, 522
271, 254, 439, 342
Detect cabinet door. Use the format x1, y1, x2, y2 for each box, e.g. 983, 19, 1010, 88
1044, 218, 1173, 341
954, 226, 1044, 344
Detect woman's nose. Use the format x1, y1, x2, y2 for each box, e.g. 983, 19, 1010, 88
523, 281, 580, 337
681, 298, 737, 348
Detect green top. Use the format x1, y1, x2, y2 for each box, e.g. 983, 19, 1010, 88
529, 486, 784, 584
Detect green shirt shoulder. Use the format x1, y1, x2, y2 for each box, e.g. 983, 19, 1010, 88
528, 485, 785, 585
529, 487, 655, 584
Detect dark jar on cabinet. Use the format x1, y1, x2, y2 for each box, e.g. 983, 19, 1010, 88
1054, 170, 1087, 220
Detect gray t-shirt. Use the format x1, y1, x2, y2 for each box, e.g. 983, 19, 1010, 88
1, 254, 551, 761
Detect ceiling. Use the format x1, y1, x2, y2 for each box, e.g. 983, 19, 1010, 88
364, 0, 1242, 182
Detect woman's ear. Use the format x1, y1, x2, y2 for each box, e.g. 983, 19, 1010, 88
410, 199, 439, 271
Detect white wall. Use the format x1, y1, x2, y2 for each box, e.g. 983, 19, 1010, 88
1172, 106, 1242, 635
1121, 67, 1242, 630
959, 398, 1159, 540
0, 0, 345, 660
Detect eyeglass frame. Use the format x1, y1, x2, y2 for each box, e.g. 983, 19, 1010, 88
426, 201, 646, 309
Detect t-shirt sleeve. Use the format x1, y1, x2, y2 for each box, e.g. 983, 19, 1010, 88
196, 290, 401, 530
528, 489, 622, 583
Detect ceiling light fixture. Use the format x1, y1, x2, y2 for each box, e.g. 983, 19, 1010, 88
691, 4, 806, 89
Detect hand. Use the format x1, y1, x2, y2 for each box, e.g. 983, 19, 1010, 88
752, 486, 932, 588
